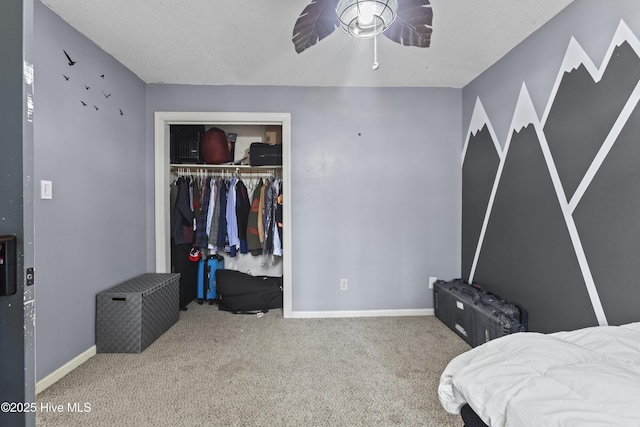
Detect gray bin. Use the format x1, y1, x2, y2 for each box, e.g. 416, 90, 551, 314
96, 273, 180, 353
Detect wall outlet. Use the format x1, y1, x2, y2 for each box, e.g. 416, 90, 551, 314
340, 278, 348, 291
428, 276, 438, 289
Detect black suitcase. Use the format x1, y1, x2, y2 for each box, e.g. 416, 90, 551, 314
216, 269, 283, 314
249, 142, 282, 166
433, 279, 527, 347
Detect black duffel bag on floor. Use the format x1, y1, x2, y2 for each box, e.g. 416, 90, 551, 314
215, 269, 283, 314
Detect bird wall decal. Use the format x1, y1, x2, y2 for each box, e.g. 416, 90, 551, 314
60, 46, 124, 116
63, 49, 76, 66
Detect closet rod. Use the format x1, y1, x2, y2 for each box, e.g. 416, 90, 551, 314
170, 163, 281, 171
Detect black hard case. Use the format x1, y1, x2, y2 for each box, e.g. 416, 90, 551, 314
249, 142, 282, 166
433, 279, 527, 347
216, 269, 283, 313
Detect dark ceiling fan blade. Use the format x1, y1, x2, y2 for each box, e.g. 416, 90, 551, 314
292, 0, 340, 54
383, 0, 433, 48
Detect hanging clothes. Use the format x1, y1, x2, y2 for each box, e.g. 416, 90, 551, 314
246, 179, 263, 255
208, 178, 222, 251
216, 178, 229, 251
235, 179, 251, 255
170, 175, 198, 309
226, 177, 239, 256
257, 180, 266, 244
192, 176, 202, 221
170, 178, 178, 241
276, 185, 283, 250
195, 176, 212, 249
172, 177, 194, 245
171, 170, 282, 258
262, 178, 276, 256
205, 178, 217, 242
271, 178, 282, 257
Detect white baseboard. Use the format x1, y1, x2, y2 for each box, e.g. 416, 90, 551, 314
290, 308, 434, 318
36, 346, 96, 395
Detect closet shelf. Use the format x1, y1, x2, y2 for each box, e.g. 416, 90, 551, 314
170, 163, 281, 171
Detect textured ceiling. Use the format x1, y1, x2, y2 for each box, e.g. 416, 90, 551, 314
40, 0, 575, 88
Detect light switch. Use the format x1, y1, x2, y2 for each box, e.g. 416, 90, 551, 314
41, 180, 52, 200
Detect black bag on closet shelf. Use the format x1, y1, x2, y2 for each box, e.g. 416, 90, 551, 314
170, 125, 205, 164
249, 142, 282, 166
216, 269, 283, 314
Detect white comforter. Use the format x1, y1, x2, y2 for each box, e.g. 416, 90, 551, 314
438, 322, 640, 427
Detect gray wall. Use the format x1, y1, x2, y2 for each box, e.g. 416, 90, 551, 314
33, 1, 147, 381
462, 0, 640, 332
1, 1, 36, 425
146, 85, 462, 312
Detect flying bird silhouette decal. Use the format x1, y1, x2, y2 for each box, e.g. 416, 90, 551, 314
63, 49, 76, 66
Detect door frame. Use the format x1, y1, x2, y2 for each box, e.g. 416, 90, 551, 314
153, 111, 292, 317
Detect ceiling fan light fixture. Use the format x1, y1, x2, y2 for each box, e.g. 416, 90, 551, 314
336, 0, 398, 39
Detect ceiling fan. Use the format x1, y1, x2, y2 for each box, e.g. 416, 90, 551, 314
292, 0, 433, 54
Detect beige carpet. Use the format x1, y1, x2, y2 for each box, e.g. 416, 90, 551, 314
36, 303, 469, 426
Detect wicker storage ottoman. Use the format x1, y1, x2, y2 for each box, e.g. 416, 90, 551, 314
96, 273, 180, 353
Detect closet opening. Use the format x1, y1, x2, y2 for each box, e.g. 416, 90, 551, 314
154, 112, 292, 317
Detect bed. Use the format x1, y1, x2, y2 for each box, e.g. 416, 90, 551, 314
438, 322, 640, 427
